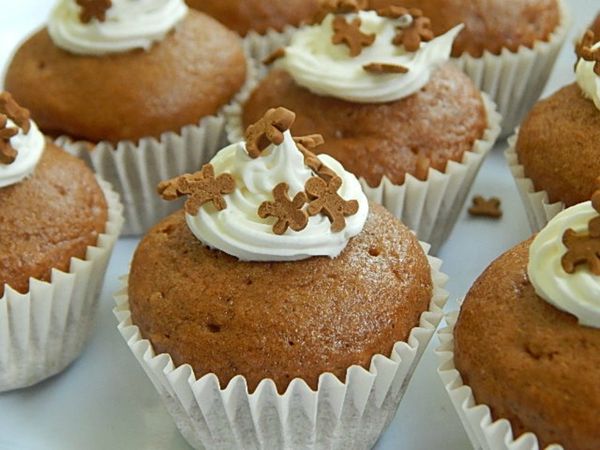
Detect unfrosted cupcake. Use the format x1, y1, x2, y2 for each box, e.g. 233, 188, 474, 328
115, 108, 447, 449
0, 92, 123, 392
5, 0, 248, 234
506, 30, 600, 232
228, 6, 500, 252
438, 189, 600, 450
369, 0, 569, 136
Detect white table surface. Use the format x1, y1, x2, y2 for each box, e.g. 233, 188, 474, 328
0, 1, 594, 448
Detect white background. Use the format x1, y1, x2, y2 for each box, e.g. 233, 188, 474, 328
0, 0, 594, 448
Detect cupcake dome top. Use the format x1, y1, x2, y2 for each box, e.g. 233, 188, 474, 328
369, 0, 562, 57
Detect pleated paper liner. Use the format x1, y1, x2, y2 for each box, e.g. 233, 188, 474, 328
114, 243, 448, 450
225, 76, 501, 254
505, 132, 564, 233
243, 0, 569, 138
437, 312, 564, 450
56, 59, 256, 237
0, 178, 124, 392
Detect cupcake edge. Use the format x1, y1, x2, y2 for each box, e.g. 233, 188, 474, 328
0, 176, 124, 392
55, 56, 257, 236
505, 131, 564, 233
437, 311, 565, 450
114, 242, 448, 449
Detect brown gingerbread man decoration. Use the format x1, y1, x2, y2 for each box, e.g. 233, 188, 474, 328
331, 16, 375, 57
576, 29, 600, 75
363, 62, 409, 74
0, 115, 18, 165
468, 196, 503, 218
314, 0, 368, 24
157, 164, 236, 215
258, 183, 308, 235
561, 180, 600, 275
305, 176, 359, 232
0, 92, 30, 134
245, 107, 296, 158
390, 8, 434, 52
76, 0, 112, 24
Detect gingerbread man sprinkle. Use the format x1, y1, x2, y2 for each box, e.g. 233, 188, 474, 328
561, 182, 600, 275
305, 176, 359, 232
258, 183, 309, 235
331, 16, 375, 57
314, 0, 368, 24
576, 29, 600, 75
245, 107, 297, 158
0, 92, 30, 135
468, 196, 503, 218
363, 62, 409, 74
157, 164, 236, 215
76, 0, 112, 24
391, 9, 434, 52
0, 115, 19, 165
263, 48, 286, 65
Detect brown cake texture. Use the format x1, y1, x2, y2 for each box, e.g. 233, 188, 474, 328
516, 83, 600, 207
454, 240, 600, 450
368, 0, 561, 57
0, 142, 108, 296
128, 203, 433, 392
185, 0, 320, 35
4, 11, 246, 144
242, 64, 487, 187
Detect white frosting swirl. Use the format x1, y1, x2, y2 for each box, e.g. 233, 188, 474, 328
48, 0, 188, 55
576, 42, 600, 111
277, 11, 462, 103
186, 131, 369, 261
0, 119, 45, 188
528, 202, 600, 328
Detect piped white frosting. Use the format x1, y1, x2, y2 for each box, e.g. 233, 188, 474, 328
576, 41, 600, 111
528, 202, 600, 328
186, 131, 369, 261
48, 0, 188, 55
277, 11, 462, 103
0, 119, 44, 188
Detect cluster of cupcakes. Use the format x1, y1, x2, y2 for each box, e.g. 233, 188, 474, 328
2, 0, 599, 449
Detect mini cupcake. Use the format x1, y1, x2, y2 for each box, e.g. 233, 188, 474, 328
5, 0, 248, 235
0, 92, 123, 392
369, 0, 570, 136
227, 5, 500, 252
115, 108, 447, 449
506, 30, 600, 232
438, 187, 600, 450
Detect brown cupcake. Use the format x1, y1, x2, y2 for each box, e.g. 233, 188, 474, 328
515, 83, 600, 207
4, 10, 246, 144
242, 64, 487, 187
368, 0, 561, 57
454, 239, 600, 450
185, 0, 321, 36
128, 202, 432, 392
0, 141, 108, 296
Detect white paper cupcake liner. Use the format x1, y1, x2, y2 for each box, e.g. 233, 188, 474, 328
437, 312, 564, 450
225, 83, 501, 254
56, 60, 256, 237
451, 0, 570, 137
243, 25, 298, 66
114, 243, 448, 450
0, 178, 124, 392
505, 131, 564, 233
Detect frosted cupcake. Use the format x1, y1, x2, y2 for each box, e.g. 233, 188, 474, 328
5, 0, 248, 234
439, 189, 600, 450
506, 30, 600, 232
0, 92, 123, 392
227, 5, 500, 252
115, 108, 447, 449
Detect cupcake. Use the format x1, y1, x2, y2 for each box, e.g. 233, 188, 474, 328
506, 30, 600, 232
115, 108, 447, 449
0, 92, 123, 392
227, 5, 500, 252
369, 0, 570, 136
438, 188, 600, 450
4, 0, 248, 235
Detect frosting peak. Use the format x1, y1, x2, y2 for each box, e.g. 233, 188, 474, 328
528, 201, 600, 329
575, 30, 600, 111
276, 10, 462, 103
48, 0, 188, 55
158, 109, 369, 262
